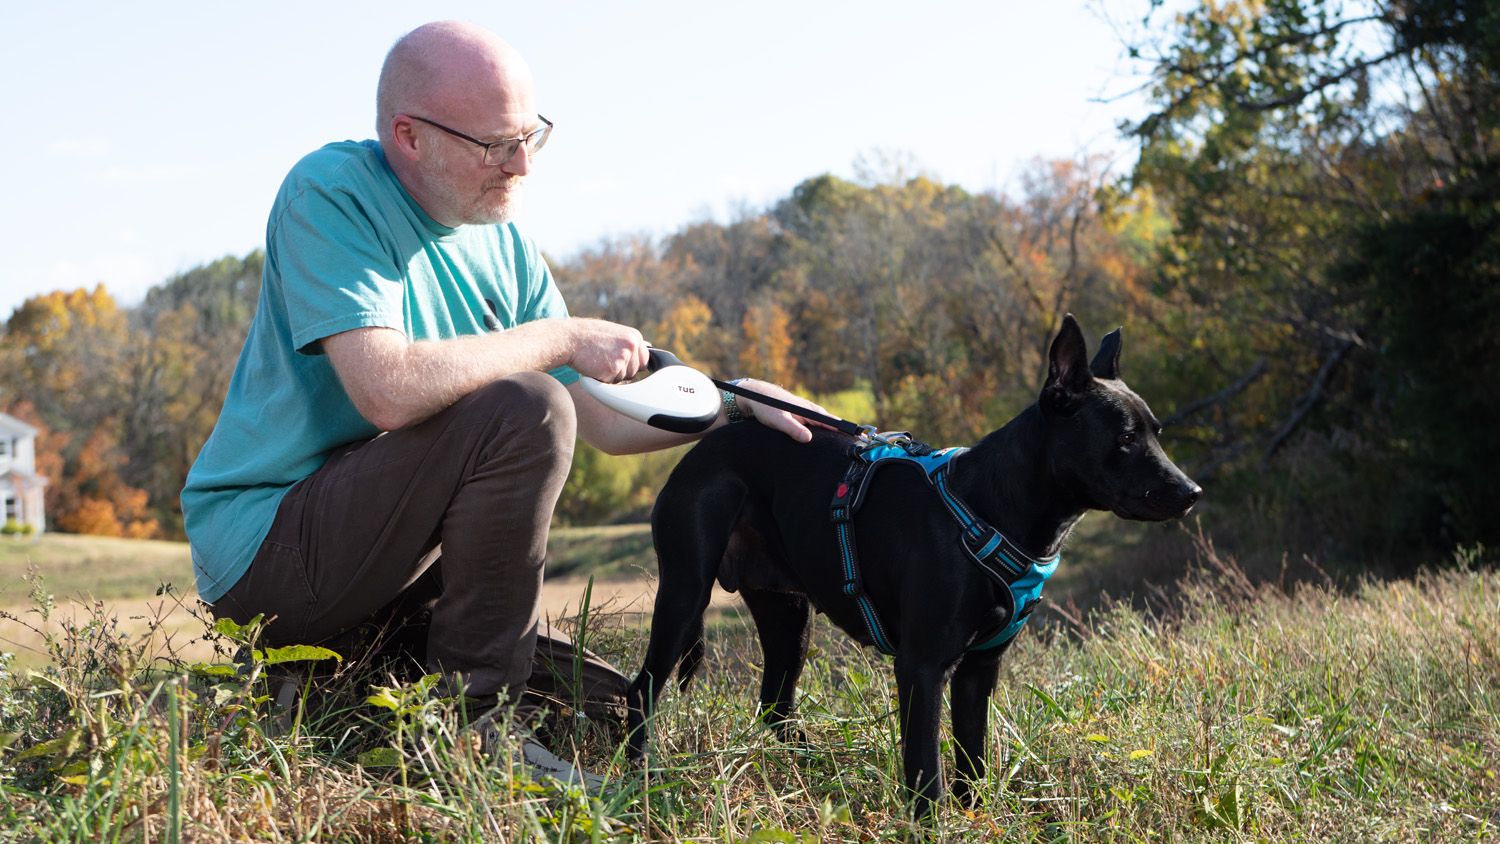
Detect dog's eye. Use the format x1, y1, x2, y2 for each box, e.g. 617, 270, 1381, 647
1119, 432, 1137, 447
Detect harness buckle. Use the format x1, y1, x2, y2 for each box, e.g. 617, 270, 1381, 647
964, 526, 1002, 560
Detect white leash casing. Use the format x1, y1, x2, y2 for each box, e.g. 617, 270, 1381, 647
577, 349, 720, 433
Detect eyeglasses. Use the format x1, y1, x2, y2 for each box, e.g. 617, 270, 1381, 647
408, 114, 553, 166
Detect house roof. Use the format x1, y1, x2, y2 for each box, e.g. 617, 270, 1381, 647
0, 468, 48, 486
0, 413, 38, 438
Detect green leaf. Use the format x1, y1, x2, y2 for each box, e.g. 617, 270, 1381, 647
262, 644, 342, 665
189, 663, 240, 677
367, 688, 401, 711
357, 747, 403, 768
12, 729, 86, 764
1215, 780, 1244, 828
1025, 684, 1072, 723
212, 617, 249, 637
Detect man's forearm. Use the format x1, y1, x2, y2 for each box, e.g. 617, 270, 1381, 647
325, 318, 644, 431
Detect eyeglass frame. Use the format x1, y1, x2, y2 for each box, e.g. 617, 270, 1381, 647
407, 114, 553, 166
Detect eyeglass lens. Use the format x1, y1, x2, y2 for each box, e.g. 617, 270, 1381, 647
484, 123, 551, 166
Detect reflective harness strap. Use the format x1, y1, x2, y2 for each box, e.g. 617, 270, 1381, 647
929, 462, 1060, 649
830, 457, 898, 654
829, 435, 1060, 655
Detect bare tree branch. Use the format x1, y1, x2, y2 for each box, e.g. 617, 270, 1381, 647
1261, 338, 1355, 466
1161, 356, 1270, 428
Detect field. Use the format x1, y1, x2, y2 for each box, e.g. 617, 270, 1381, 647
0, 531, 1496, 841
0, 528, 727, 673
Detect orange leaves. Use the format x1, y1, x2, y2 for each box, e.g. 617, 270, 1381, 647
48, 424, 162, 539
739, 303, 797, 389
651, 296, 713, 370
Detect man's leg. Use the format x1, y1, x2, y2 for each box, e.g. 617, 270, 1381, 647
212, 371, 575, 700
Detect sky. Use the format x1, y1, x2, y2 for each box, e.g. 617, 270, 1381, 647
0, 0, 1163, 320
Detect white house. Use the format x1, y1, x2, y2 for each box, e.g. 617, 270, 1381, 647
0, 412, 47, 534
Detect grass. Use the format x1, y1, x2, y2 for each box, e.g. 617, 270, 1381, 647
0, 534, 194, 605
545, 524, 655, 580
0, 531, 1496, 841
0, 527, 660, 605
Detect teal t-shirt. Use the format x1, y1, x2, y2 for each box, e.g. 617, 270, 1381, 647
183, 139, 576, 603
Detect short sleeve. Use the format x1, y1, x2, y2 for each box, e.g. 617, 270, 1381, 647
270, 183, 408, 354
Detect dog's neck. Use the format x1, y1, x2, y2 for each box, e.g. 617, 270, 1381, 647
945, 404, 1087, 560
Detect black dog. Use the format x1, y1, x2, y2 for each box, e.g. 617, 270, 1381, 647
625, 315, 1201, 817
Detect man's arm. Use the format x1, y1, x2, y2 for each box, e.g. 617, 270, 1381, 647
324, 317, 648, 431
325, 317, 835, 449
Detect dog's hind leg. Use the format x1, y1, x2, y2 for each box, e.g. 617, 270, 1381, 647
626, 477, 747, 763
948, 645, 1006, 807
674, 617, 706, 691
740, 588, 812, 744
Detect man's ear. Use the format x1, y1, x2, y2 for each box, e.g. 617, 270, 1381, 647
1090, 327, 1122, 380
1042, 314, 1094, 414
387, 115, 422, 162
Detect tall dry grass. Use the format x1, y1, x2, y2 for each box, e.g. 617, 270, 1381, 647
0, 534, 1494, 842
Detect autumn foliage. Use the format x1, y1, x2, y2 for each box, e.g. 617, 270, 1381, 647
1, 256, 262, 540
4, 0, 1497, 578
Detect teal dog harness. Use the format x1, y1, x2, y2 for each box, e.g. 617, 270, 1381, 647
829, 433, 1059, 655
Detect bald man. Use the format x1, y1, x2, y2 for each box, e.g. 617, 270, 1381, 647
182, 21, 822, 788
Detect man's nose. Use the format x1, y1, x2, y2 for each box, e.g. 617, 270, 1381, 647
502, 143, 532, 176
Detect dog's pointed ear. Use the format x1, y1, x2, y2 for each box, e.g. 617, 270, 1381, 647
1043, 314, 1094, 413
1090, 327, 1122, 380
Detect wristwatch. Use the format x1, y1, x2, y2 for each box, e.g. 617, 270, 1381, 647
722, 379, 746, 423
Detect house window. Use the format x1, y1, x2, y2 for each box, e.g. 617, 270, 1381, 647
3, 495, 15, 522
0, 439, 9, 457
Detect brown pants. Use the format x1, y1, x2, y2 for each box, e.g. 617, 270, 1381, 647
210, 371, 629, 712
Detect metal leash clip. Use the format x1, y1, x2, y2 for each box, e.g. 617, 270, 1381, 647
858, 426, 913, 449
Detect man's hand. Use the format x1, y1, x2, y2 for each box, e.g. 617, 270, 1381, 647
728, 379, 837, 444
562, 318, 651, 384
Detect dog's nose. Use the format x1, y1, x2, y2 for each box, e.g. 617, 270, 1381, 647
1178, 479, 1203, 508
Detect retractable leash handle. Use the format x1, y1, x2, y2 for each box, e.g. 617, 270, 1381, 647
580, 347, 865, 437
577, 348, 721, 433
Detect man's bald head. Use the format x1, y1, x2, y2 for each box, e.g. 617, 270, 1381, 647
375, 21, 534, 146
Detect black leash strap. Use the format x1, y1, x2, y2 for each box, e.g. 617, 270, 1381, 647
711, 378, 863, 436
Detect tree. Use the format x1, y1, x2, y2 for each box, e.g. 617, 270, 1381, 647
1125, 0, 1500, 554
0, 286, 129, 432
0, 255, 265, 539
122, 253, 264, 535
738, 301, 798, 388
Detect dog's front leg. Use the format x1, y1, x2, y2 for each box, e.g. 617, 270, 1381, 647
894, 652, 949, 820
949, 645, 1005, 806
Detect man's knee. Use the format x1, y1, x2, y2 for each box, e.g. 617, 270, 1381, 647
470, 371, 577, 467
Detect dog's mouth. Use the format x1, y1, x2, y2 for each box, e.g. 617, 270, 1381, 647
1111, 482, 1202, 522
